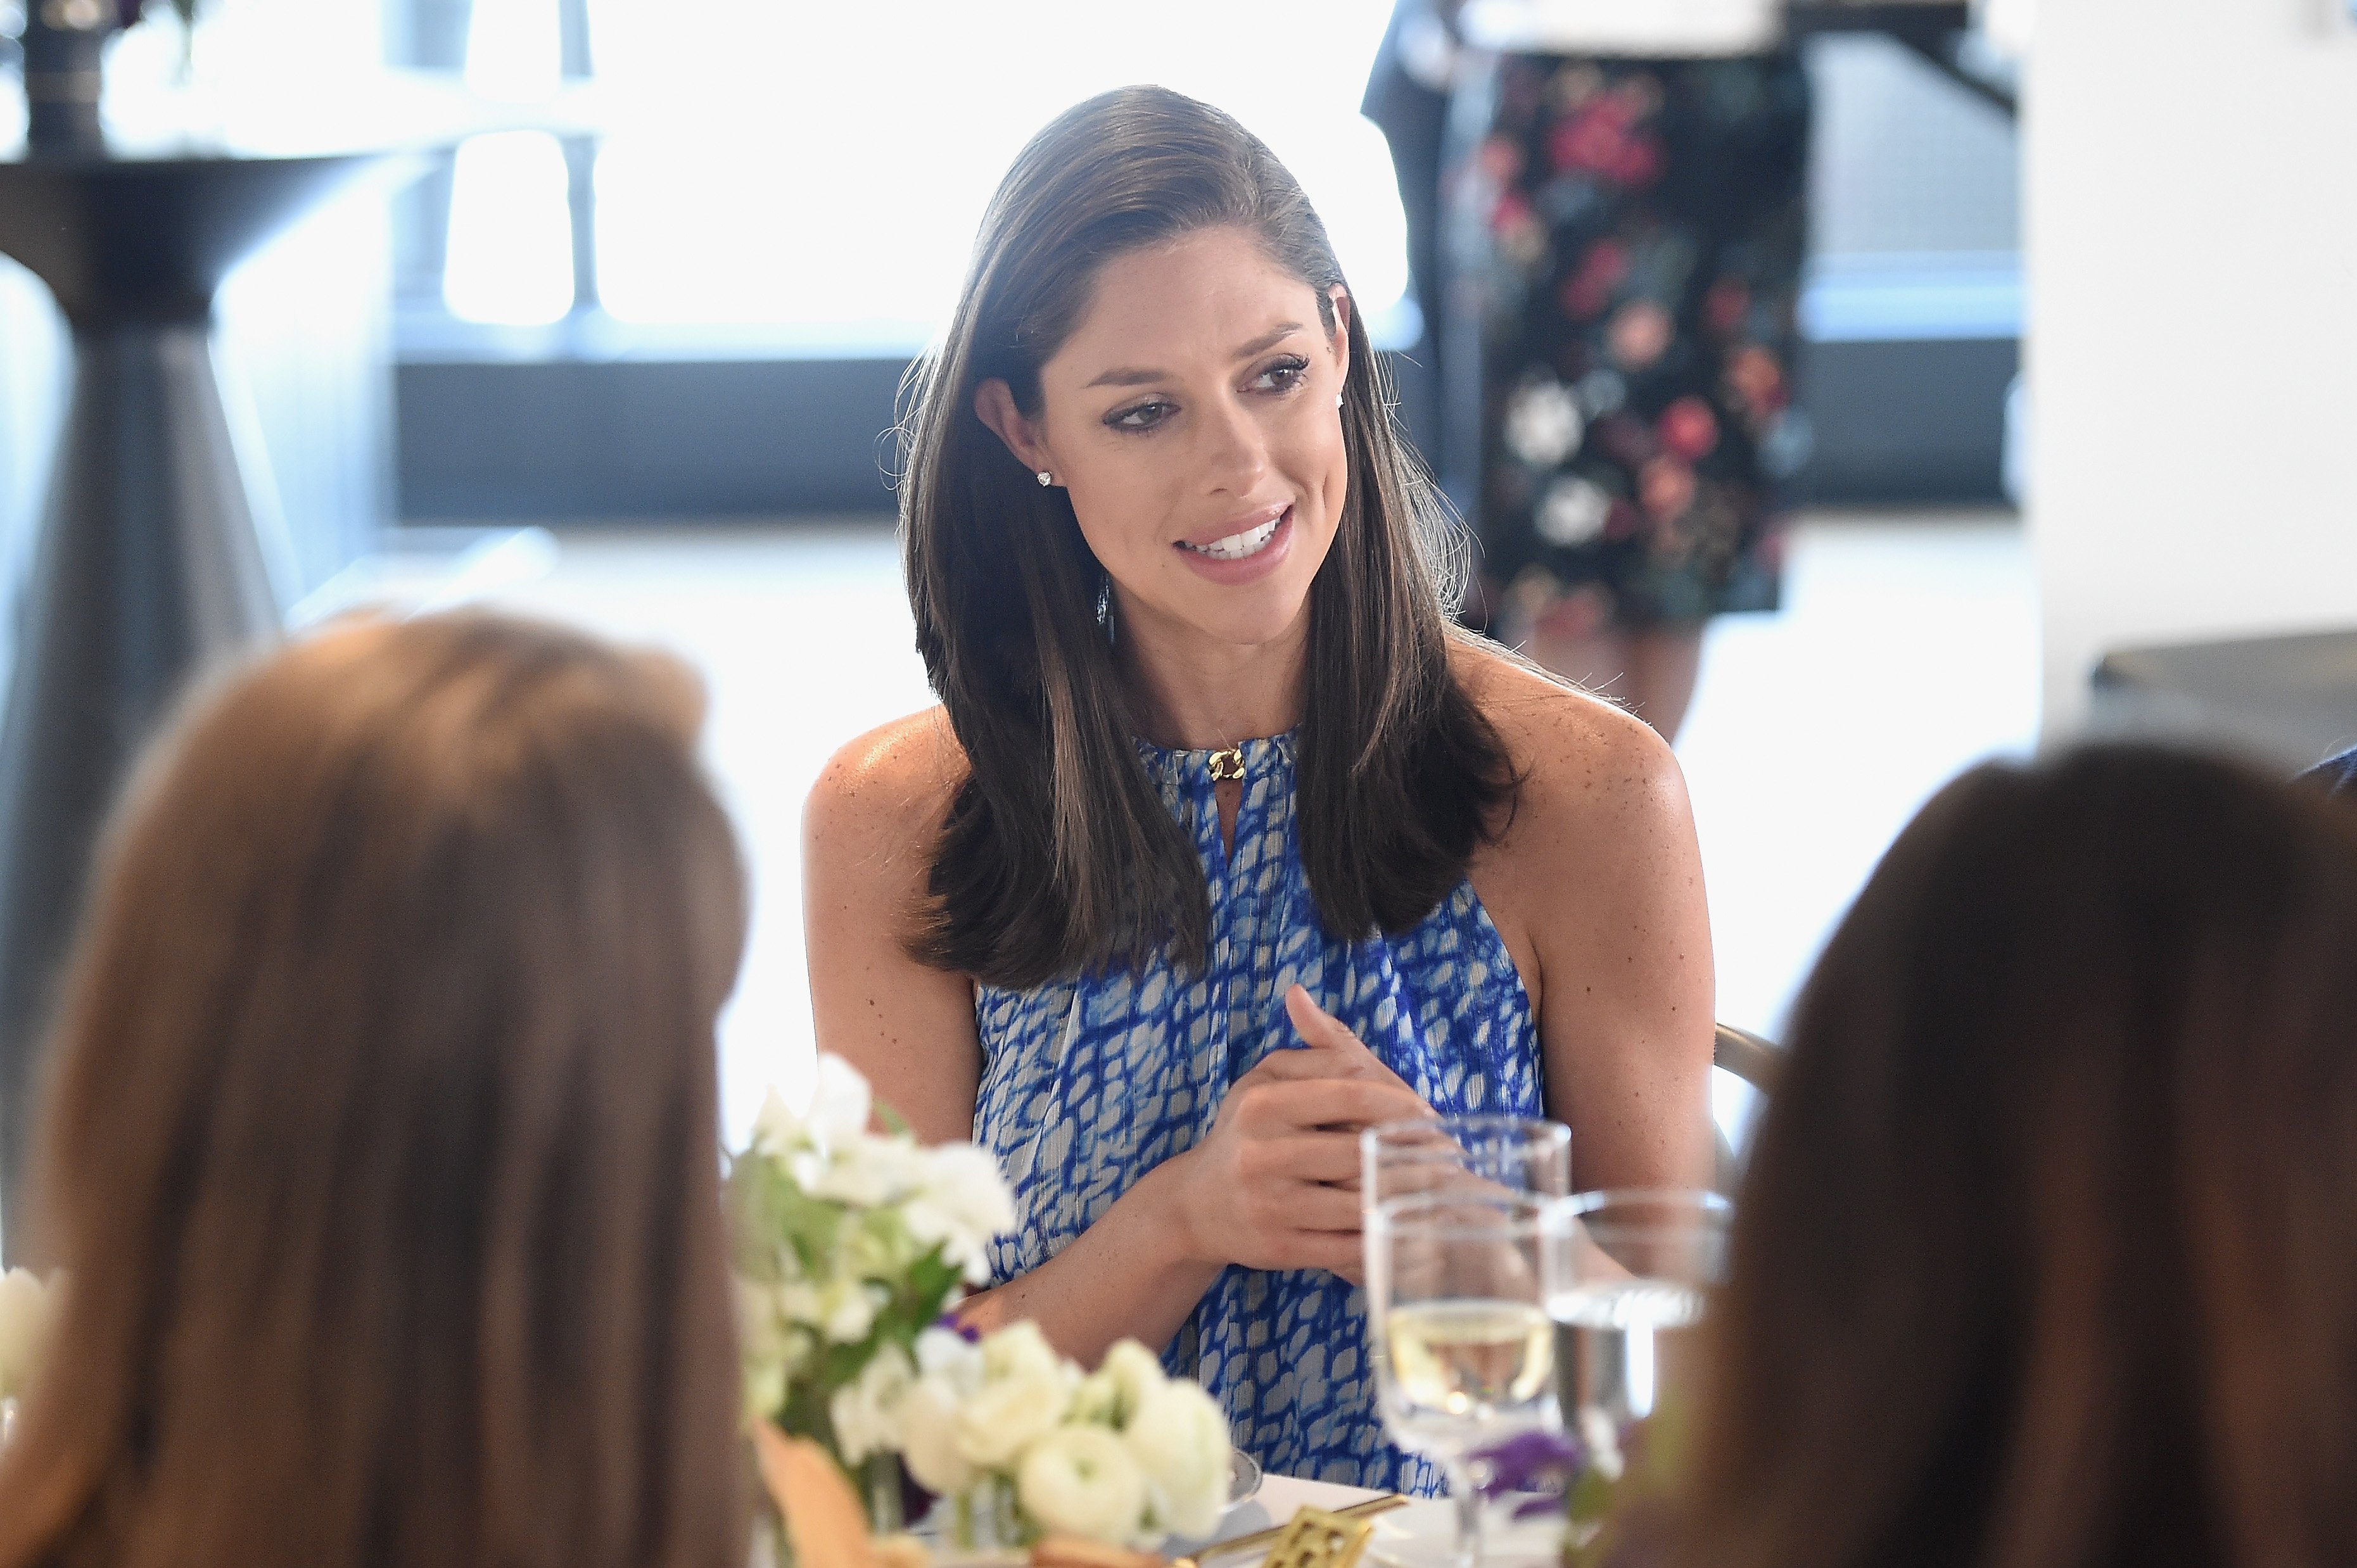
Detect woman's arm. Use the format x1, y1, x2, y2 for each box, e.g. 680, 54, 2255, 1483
1464, 657, 1719, 1192
804, 716, 1430, 1365
803, 709, 980, 1142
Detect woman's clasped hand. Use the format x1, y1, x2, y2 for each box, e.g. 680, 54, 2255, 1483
1166, 986, 1435, 1281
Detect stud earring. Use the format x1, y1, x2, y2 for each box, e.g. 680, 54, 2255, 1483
1335, 393, 1344, 408
1036, 471, 1053, 487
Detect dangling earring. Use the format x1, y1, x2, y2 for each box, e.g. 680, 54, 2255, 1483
1036, 470, 1053, 487
1095, 576, 1116, 645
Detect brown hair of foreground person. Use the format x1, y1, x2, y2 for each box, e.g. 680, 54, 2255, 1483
0, 613, 751, 1568
1679, 744, 2357, 1568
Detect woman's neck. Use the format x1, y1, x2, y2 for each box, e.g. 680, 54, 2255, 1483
1116, 600, 1309, 751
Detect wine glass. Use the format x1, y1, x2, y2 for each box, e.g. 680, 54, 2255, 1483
1542, 1189, 1731, 1441
1362, 1115, 1571, 1207
1367, 1189, 1558, 1568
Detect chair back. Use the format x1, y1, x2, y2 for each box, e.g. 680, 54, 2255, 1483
1711, 1022, 1785, 1194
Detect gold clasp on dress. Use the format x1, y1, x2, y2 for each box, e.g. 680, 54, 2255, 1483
1208, 747, 1247, 783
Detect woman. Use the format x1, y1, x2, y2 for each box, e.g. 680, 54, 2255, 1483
1679, 745, 2357, 1566
1447, 1, 1813, 738
0, 613, 749, 1568
806, 86, 1715, 1489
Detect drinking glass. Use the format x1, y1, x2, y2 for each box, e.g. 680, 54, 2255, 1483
1542, 1189, 1731, 1439
1367, 1189, 1558, 1568
1362, 1115, 1571, 1208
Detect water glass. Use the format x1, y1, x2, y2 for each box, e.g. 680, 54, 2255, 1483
1367, 1189, 1558, 1568
1542, 1189, 1731, 1436
1362, 1115, 1571, 1208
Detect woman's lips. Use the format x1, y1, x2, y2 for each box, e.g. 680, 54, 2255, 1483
1174, 505, 1295, 585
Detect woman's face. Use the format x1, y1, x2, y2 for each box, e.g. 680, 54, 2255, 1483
977, 226, 1352, 653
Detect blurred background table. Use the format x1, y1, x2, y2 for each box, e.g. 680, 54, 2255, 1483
0, 73, 599, 1256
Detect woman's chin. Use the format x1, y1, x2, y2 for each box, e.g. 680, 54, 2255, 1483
1176, 590, 1316, 653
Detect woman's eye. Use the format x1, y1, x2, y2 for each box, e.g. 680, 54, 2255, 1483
1108, 400, 1174, 431
1251, 356, 1311, 393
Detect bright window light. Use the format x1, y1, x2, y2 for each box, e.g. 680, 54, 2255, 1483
443, 132, 578, 326
464, 0, 564, 99
571, 0, 1407, 345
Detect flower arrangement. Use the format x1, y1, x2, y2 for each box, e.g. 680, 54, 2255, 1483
729, 1054, 1236, 1550
730, 1054, 1016, 1519
889, 1323, 1235, 1548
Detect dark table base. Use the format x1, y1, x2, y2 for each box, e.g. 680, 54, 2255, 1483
0, 323, 289, 1239
0, 151, 389, 1254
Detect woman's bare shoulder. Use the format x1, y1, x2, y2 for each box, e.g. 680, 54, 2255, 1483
804, 705, 968, 869
1449, 635, 1684, 820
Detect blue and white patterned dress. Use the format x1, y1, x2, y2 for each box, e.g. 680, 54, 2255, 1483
974, 733, 1542, 1491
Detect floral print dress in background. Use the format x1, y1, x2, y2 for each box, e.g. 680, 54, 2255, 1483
1451, 51, 1813, 636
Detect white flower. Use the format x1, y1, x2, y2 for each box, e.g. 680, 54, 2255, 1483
1123, 1379, 1233, 1539
810, 1133, 922, 1210
830, 1343, 916, 1464
980, 1320, 1061, 1383
914, 1325, 986, 1389
1018, 1426, 1150, 1545
1074, 1339, 1167, 1429
814, 1277, 889, 1346
905, 1143, 1016, 1282
898, 1374, 977, 1495
0, 1268, 54, 1402
956, 1323, 1074, 1467
808, 1054, 876, 1146
753, 1085, 803, 1155
956, 1362, 1072, 1469
752, 1056, 874, 1159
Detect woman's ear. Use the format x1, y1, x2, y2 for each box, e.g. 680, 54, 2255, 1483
1326, 285, 1354, 386
974, 379, 1052, 476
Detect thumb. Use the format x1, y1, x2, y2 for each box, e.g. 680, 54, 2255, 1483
1285, 984, 1371, 1056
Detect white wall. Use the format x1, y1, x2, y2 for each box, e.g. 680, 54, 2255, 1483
2027, 0, 2357, 736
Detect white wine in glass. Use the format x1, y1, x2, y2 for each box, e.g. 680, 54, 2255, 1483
1368, 1192, 1559, 1568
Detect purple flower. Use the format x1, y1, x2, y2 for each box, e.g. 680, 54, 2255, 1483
929, 1311, 981, 1344
1470, 1428, 1589, 1500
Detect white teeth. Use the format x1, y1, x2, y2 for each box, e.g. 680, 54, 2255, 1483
1184, 514, 1283, 562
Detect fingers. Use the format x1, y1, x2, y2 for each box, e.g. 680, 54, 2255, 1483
1269, 1180, 1363, 1234
1250, 1130, 1363, 1186
1242, 1046, 1356, 1083
1231, 1077, 1434, 1137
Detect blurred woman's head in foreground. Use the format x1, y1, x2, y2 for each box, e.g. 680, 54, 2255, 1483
0, 611, 750, 1568
1689, 744, 2357, 1568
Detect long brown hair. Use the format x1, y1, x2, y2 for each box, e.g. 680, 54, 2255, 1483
0, 612, 750, 1568
901, 85, 1518, 988
1680, 745, 2357, 1568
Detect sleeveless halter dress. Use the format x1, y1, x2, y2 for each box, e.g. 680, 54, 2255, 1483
972, 733, 1543, 1492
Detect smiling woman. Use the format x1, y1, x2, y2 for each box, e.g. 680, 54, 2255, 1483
804, 87, 1715, 1493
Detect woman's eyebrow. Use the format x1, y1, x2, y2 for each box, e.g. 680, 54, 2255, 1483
1082, 322, 1307, 389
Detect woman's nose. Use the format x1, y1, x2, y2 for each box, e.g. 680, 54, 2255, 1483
1197, 394, 1271, 495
